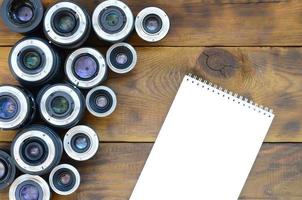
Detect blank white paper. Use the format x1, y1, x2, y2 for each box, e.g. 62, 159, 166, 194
130, 74, 274, 200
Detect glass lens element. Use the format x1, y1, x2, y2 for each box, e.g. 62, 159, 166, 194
74, 56, 98, 79
116, 53, 128, 65
51, 96, 69, 115
26, 143, 41, 160
0, 161, 6, 179
20, 184, 39, 200
106, 12, 119, 26
75, 136, 88, 150
145, 17, 160, 32
95, 95, 108, 108
59, 172, 72, 185
58, 14, 75, 33
23, 52, 41, 69
0, 96, 18, 119
16, 6, 33, 22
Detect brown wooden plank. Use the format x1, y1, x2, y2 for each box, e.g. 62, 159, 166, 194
0, 47, 301, 142
0, 143, 302, 199
1, 0, 302, 47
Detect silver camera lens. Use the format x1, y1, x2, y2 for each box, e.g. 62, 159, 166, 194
9, 37, 61, 86
135, 7, 170, 42
9, 174, 50, 200
44, 1, 91, 49
92, 0, 134, 42
0, 150, 16, 191
49, 164, 80, 195
106, 43, 137, 74
86, 86, 117, 118
37, 83, 85, 129
64, 125, 99, 161
11, 125, 63, 175
1, 0, 44, 34
65, 48, 107, 89
0, 85, 36, 130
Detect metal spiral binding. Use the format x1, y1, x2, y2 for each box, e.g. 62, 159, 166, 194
186, 73, 274, 116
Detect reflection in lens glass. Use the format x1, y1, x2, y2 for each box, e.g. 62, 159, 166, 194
145, 16, 160, 32
26, 144, 41, 159
0, 96, 18, 119
16, 6, 33, 22
58, 14, 75, 33
116, 53, 128, 65
95, 95, 108, 108
59, 172, 72, 185
75, 136, 88, 150
74, 56, 98, 79
106, 12, 119, 26
23, 52, 41, 69
51, 96, 69, 115
0, 161, 6, 179
20, 184, 39, 200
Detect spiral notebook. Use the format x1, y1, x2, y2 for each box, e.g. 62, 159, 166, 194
130, 74, 274, 200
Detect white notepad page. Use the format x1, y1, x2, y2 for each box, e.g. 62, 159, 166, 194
130, 74, 274, 200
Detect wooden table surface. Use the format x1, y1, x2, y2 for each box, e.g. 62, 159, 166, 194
1, 0, 302, 199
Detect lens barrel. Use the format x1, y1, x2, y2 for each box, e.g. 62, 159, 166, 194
0, 85, 36, 130
65, 47, 107, 89
44, 1, 91, 49
9, 174, 50, 200
135, 7, 170, 42
9, 37, 61, 86
106, 43, 137, 74
37, 83, 85, 129
49, 164, 80, 196
1, 0, 44, 34
0, 150, 16, 191
92, 0, 134, 43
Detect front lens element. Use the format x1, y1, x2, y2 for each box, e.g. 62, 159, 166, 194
0, 161, 6, 179
20, 184, 39, 200
74, 56, 98, 79
54, 11, 77, 34
0, 96, 18, 120
23, 51, 41, 69
51, 96, 69, 115
24, 142, 43, 161
116, 53, 128, 65
106, 12, 119, 26
59, 172, 72, 185
95, 95, 108, 108
16, 5, 33, 23
143, 14, 162, 34
75, 136, 88, 150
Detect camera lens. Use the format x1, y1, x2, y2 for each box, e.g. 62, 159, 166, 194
0, 150, 16, 191
92, 0, 134, 42
0, 85, 36, 130
1, 0, 44, 34
11, 125, 63, 176
86, 86, 117, 118
106, 43, 137, 74
64, 125, 99, 161
49, 164, 80, 195
9, 174, 50, 200
65, 48, 107, 89
9, 37, 61, 86
44, 1, 91, 49
37, 83, 85, 129
135, 7, 170, 42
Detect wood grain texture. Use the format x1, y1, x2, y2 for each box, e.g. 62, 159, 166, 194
1, 0, 302, 46
0, 143, 302, 200
0, 46, 301, 142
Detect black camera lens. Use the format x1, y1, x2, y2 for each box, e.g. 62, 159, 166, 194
9, 174, 50, 200
92, 0, 134, 42
0, 85, 35, 130
106, 43, 137, 74
1, 0, 43, 34
49, 164, 80, 195
64, 125, 99, 161
11, 125, 63, 176
135, 7, 170, 42
0, 150, 16, 191
37, 83, 85, 129
44, 1, 91, 49
9, 37, 61, 86
86, 86, 117, 118
65, 48, 107, 89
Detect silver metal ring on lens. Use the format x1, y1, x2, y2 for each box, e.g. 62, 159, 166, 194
135, 7, 170, 42
106, 43, 137, 74
9, 38, 54, 83
92, 0, 134, 42
49, 164, 80, 196
9, 174, 50, 200
44, 1, 89, 47
64, 125, 99, 161
65, 48, 107, 89
0, 86, 29, 130
86, 86, 117, 117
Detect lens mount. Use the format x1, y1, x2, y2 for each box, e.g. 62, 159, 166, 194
49, 164, 80, 195
0, 150, 16, 191
44, 1, 91, 49
1, 0, 44, 33
9, 174, 50, 200
92, 0, 134, 42
64, 125, 99, 161
37, 84, 85, 129
106, 42, 137, 74
11, 125, 63, 175
135, 7, 170, 42
65, 48, 107, 89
